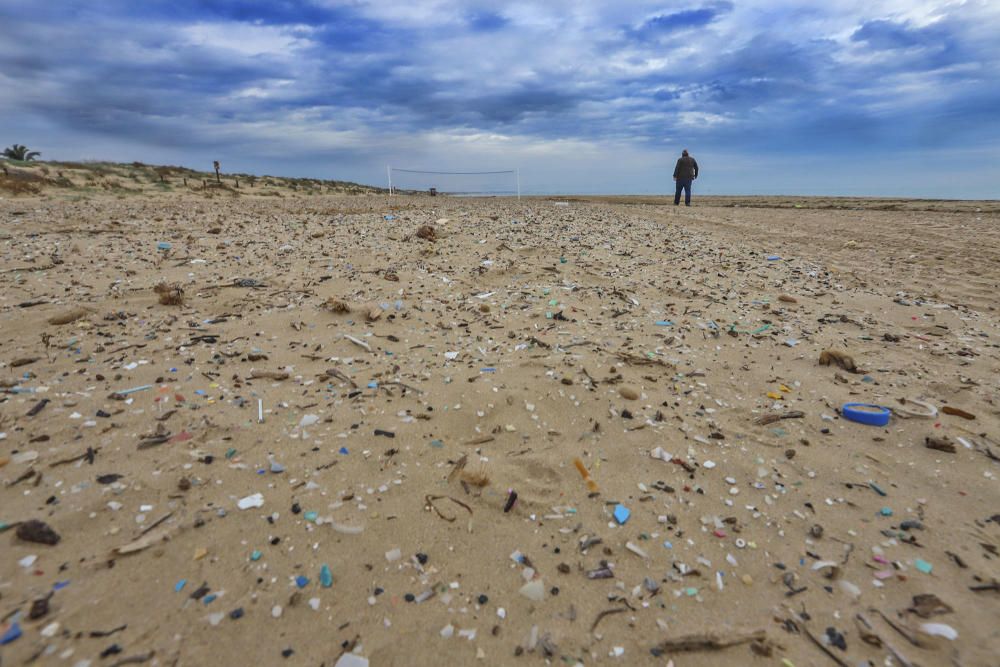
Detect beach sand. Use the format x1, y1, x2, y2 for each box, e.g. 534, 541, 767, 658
1, 189, 998, 666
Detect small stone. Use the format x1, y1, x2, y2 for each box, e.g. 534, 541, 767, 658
619, 386, 639, 400
16, 520, 61, 545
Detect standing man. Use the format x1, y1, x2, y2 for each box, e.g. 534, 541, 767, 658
673, 149, 699, 206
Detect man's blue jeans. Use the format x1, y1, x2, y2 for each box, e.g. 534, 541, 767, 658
674, 179, 692, 205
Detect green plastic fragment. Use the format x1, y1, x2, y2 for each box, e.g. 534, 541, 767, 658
250, 550, 262, 561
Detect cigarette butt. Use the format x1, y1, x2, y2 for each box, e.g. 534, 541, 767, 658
574, 457, 599, 492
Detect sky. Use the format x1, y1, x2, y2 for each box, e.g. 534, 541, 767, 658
1, 0, 998, 197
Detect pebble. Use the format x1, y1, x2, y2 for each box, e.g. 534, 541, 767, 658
618, 385, 639, 400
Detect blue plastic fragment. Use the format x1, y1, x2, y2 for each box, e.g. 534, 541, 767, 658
320, 564, 333, 588
53, 580, 70, 590
0, 621, 22, 645
339, 447, 349, 455
295, 575, 310, 589
613, 504, 631, 525
175, 579, 187, 592
766, 255, 781, 261
367, 381, 378, 389
203, 593, 217, 604
157, 242, 172, 250
654, 320, 674, 326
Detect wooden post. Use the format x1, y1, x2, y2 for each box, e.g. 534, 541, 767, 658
213, 160, 220, 183
235, 178, 239, 188
183, 177, 187, 187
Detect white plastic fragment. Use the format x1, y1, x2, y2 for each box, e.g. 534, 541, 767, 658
625, 541, 649, 559
920, 623, 958, 640
329, 520, 365, 535
650, 446, 672, 462
237, 493, 264, 510
334, 653, 369, 667
519, 579, 545, 601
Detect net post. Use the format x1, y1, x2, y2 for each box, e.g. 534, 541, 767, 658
516, 168, 521, 202
387, 165, 392, 196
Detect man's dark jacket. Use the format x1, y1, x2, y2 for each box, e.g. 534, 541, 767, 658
673, 156, 699, 180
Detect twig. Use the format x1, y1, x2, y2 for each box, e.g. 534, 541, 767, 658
89, 624, 128, 638
855, 613, 917, 667
48, 447, 97, 467
791, 619, 850, 667
109, 651, 155, 667
652, 628, 766, 653
139, 512, 173, 536
590, 607, 628, 633
382, 380, 424, 394
425, 494, 473, 522
871, 608, 922, 647
616, 351, 674, 367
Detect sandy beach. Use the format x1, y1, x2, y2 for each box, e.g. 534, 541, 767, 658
2, 186, 999, 666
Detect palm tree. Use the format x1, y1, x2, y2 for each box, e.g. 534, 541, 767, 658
2, 144, 41, 161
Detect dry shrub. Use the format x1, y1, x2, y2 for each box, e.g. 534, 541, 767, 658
416, 225, 437, 241
0, 170, 45, 195
459, 467, 491, 488
819, 349, 857, 372
154, 282, 185, 306
324, 298, 351, 313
